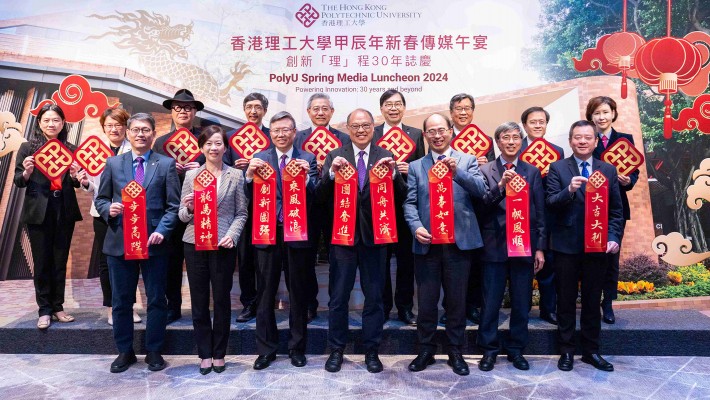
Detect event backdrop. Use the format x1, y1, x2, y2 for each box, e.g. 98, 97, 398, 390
0, 0, 708, 280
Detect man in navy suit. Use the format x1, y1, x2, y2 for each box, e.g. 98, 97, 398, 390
546, 120, 623, 372
246, 112, 319, 370
317, 108, 406, 374
404, 113, 488, 376
294, 93, 349, 322
476, 122, 546, 372
96, 113, 180, 373
519, 106, 565, 325
373, 89, 425, 325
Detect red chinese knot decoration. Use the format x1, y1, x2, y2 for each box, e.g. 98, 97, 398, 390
230, 122, 271, 160
162, 128, 201, 165
301, 126, 342, 164
74, 136, 113, 176
376, 127, 416, 162
33, 139, 74, 180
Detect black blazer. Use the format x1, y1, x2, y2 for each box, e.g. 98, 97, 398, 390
295, 126, 351, 152
592, 128, 638, 220
13, 141, 82, 225
247, 146, 319, 249
95, 151, 181, 257
545, 156, 624, 255
477, 158, 546, 263
316, 143, 407, 247
373, 123, 426, 163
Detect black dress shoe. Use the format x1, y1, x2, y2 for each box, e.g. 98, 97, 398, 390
289, 350, 307, 367
507, 354, 530, 370
408, 351, 435, 372
478, 355, 496, 371
145, 351, 166, 371
447, 352, 469, 376
581, 353, 614, 371
365, 351, 383, 373
236, 303, 257, 323
439, 313, 447, 325
558, 353, 574, 371
325, 349, 344, 373
166, 310, 182, 324
307, 309, 317, 323
212, 364, 226, 373
540, 312, 558, 325
602, 305, 616, 324
253, 352, 276, 370
466, 308, 481, 325
110, 351, 137, 373
199, 365, 212, 375
398, 309, 417, 326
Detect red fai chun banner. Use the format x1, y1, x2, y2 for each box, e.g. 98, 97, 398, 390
506, 174, 531, 257
193, 169, 218, 251
252, 163, 277, 245
230, 122, 271, 160
33, 138, 74, 180
282, 159, 308, 242
428, 160, 455, 244
332, 162, 358, 246
122, 180, 148, 260
450, 124, 492, 158
519, 138, 562, 177
74, 136, 113, 176
601, 137, 645, 176
301, 126, 342, 164
376, 127, 416, 162
585, 170, 609, 253
369, 163, 397, 244
162, 128, 201, 165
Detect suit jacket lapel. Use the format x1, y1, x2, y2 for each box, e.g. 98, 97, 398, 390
422, 152, 434, 174
122, 152, 134, 186
343, 144, 357, 167
143, 152, 159, 188
217, 164, 231, 207
491, 158, 503, 186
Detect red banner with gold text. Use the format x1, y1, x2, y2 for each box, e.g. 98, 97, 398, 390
506, 174, 531, 257
428, 161, 455, 244
122, 180, 148, 260
282, 159, 309, 242
194, 169, 218, 251
252, 163, 277, 245
369, 163, 397, 244
331, 162, 358, 246
585, 170, 609, 253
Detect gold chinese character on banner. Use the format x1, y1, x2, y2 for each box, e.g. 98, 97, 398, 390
289, 193, 301, 205
512, 235, 524, 247
341, 184, 351, 195
512, 209, 524, 220
200, 191, 212, 202
513, 221, 525, 234
259, 211, 269, 223
259, 198, 271, 208
259, 225, 270, 236
260, 185, 271, 195
340, 210, 350, 222
288, 209, 300, 218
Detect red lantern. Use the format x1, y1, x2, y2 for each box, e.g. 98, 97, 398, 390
602, 32, 646, 98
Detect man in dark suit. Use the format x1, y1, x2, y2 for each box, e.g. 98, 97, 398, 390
546, 120, 623, 372
404, 113, 488, 376
317, 108, 406, 373
151, 88, 205, 324
96, 113, 180, 373
476, 122, 546, 372
229, 92, 272, 323
587, 96, 639, 324
246, 112, 319, 370
294, 93, 349, 322
373, 89, 425, 325
519, 106, 565, 325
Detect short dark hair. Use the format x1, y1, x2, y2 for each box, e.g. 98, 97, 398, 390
449, 93, 475, 112
521, 106, 550, 124
422, 113, 453, 132
269, 111, 296, 129
197, 125, 228, 148
127, 113, 156, 131
379, 89, 406, 107
346, 108, 375, 125
585, 96, 617, 123
243, 92, 269, 110
568, 120, 596, 139
494, 122, 523, 141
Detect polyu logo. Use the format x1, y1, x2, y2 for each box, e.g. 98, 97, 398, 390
296, 3, 320, 27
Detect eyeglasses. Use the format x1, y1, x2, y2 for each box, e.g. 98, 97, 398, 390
245, 105, 264, 112
309, 106, 332, 113
271, 128, 294, 135
382, 102, 404, 110
172, 105, 196, 112
499, 135, 522, 142
349, 123, 372, 131
129, 127, 153, 134
103, 124, 124, 131
453, 106, 473, 113
425, 128, 450, 136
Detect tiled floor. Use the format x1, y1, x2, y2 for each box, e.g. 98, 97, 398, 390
1, 354, 709, 399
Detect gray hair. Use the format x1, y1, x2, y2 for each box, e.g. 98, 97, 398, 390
494, 122, 522, 141
307, 93, 333, 109
269, 111, 296, 129
449, 93, 475, 112
127, 113, 155, 131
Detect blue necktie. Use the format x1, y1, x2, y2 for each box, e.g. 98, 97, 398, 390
357, 150, 367, 190
437, 154, 446, 161
581, 161, 589, 178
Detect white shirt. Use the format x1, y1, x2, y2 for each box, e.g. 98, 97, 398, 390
328, 143, 372, 179
276, 147, 294, 168
431, 147, 453, 163
573, 155, 594, 176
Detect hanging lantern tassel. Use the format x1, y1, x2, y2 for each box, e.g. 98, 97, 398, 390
619, 55, 631, 99
663, 95, 673, 139
659, 72, 678, 139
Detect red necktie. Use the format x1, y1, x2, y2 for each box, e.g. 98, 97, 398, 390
505, 162, 514, 170
601, 135, 609, 148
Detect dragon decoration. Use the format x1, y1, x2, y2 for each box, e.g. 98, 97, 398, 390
87, 10, 251, 106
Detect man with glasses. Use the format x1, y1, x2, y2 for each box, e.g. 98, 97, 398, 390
317, 109, 406, 374
374, 89, 424, 326
96, 113, 180, 373
152, 89, 206, 324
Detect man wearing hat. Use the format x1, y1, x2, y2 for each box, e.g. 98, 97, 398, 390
152, 88, 206, 324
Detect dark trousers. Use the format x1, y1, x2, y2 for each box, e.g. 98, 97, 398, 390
165, 221, 186, 312
93, 217, 112, 307
255, 226, 310, 355
554, 252, 607, 355
305, 204, 332, 312
108, 254, 168, 353
416, 245, 472, 352
328, 243, 387, 351
237, 215, 258, 307
383, 225, 415, 315
26, 196, 75, 317
536, 250, 557, 315
478, 259, 533, 357
603, 219, 626, 302
441, 248, 482, 314
184, 244, 236, 359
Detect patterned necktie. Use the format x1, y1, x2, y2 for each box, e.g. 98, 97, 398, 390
135, 156, 145, 185
601, 135, 609, 148
505, 162, 514, 170
580, 161, 589, 178
278, 154, 287, 222
357, 150, 367, 190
